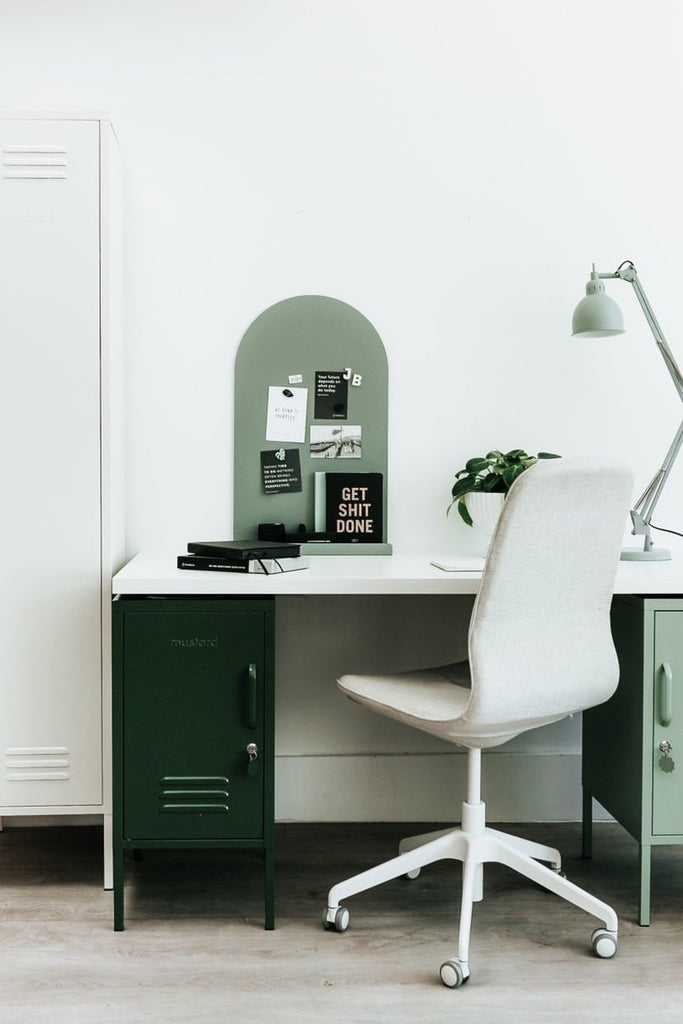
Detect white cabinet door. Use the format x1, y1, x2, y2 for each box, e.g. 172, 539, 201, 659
0, 119, 102, 807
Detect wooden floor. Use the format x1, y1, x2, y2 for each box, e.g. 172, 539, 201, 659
0, 821, 681, 1023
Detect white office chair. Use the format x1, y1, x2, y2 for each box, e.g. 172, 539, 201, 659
323, 457, 633, 987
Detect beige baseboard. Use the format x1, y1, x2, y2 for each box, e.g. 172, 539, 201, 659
0, 754, 612, 827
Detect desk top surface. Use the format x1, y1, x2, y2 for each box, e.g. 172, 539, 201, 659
112, 547, 683, 597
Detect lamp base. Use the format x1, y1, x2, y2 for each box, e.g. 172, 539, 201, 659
620, 546, 671, 561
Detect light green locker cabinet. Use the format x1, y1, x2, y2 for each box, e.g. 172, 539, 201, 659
582, 596, 683, 925
112, 597, 275, 931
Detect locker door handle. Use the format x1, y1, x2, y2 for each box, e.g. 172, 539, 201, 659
658, 662, 673, 727
247, 663, 258, 728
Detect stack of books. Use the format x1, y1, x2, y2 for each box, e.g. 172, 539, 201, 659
177, 540, 309, 575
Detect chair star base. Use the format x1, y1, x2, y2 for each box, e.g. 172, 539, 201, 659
324, 752, 618, 986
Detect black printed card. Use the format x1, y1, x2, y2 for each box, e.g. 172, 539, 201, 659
260, 448, 302, 494
314, 371, 348, 419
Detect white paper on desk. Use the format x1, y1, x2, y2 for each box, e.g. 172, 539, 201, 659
265, 386, 308, 443
431, 557, 486, 572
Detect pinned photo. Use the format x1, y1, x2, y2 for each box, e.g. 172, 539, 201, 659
310, 425, 362, 459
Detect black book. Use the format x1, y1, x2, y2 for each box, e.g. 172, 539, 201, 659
187, 539, 301, 561
178, 553, 309, 574
178, 555, 249, 573
314, 472, 383, 543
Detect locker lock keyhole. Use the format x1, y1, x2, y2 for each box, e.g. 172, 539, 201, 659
246, 742, 260, 777
658, 740, 675, 774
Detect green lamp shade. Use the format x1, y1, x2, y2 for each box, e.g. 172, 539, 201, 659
572, 270, 625, 337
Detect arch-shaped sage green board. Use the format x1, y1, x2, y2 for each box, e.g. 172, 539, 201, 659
234, 295, 390, 554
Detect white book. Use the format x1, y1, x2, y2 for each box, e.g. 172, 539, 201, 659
249, 556, 310, 574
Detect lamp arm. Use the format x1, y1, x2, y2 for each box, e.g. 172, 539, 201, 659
599, 265, 683, 400
597, 263, 683, 548
631, 419, 683, 530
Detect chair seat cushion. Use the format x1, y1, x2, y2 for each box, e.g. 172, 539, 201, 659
338, 662, 471, 735
337, 662, 564, 748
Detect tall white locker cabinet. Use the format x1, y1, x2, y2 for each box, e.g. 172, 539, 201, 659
0, 112, 123, 886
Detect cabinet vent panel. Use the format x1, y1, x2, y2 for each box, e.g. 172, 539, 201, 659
6, 746, 70, 755
4, 746, 71, 781
161, 776, 229, 786
7, 758, 70, 768
6, 772, 70, 781
159, 775, 230, 814
2, 144, 68, 179
160, 789, 230, 799
160, 803, 230, 813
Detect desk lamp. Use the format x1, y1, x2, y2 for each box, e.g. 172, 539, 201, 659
572, 260, 683, 560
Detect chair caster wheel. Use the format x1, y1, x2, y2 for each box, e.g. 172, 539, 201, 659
591, 928, 617, 958
440, 959, 469, 988
323, 906, 349, 932
404, 867, 421, 880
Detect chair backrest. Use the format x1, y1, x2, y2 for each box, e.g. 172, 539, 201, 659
465, 457, 633, 732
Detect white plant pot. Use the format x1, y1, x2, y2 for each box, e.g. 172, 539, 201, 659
465, 491, 505, 537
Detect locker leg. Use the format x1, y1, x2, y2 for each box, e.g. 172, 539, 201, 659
103, 813, 113, 890
638, 843, 651, 926
113, 848, 125, 931
265, 848, 275, 930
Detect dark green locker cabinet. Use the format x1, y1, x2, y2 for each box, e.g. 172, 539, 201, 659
112, 597, 275, 930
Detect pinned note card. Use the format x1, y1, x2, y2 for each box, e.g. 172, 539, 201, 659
265, 386, 308, 443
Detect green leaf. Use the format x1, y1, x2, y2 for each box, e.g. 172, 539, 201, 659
482, 474, 503, 492
458, 498, 473, 527
451, 477, 475, 499
501, 465, 524, 487
465, 457, 489, 474
537, 452, 560, 460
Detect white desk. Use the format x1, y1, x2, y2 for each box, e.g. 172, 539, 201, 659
112, 546, 683, 915
112, 548, 683, 597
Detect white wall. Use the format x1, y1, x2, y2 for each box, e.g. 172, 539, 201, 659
2, 0, 682, 820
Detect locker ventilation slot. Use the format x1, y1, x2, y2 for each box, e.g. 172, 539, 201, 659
2, 145, 68, 179
4, 746, 70, 781
159, 775, 230, 813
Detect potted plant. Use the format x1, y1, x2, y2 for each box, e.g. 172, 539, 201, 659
449, 449, 560, 532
